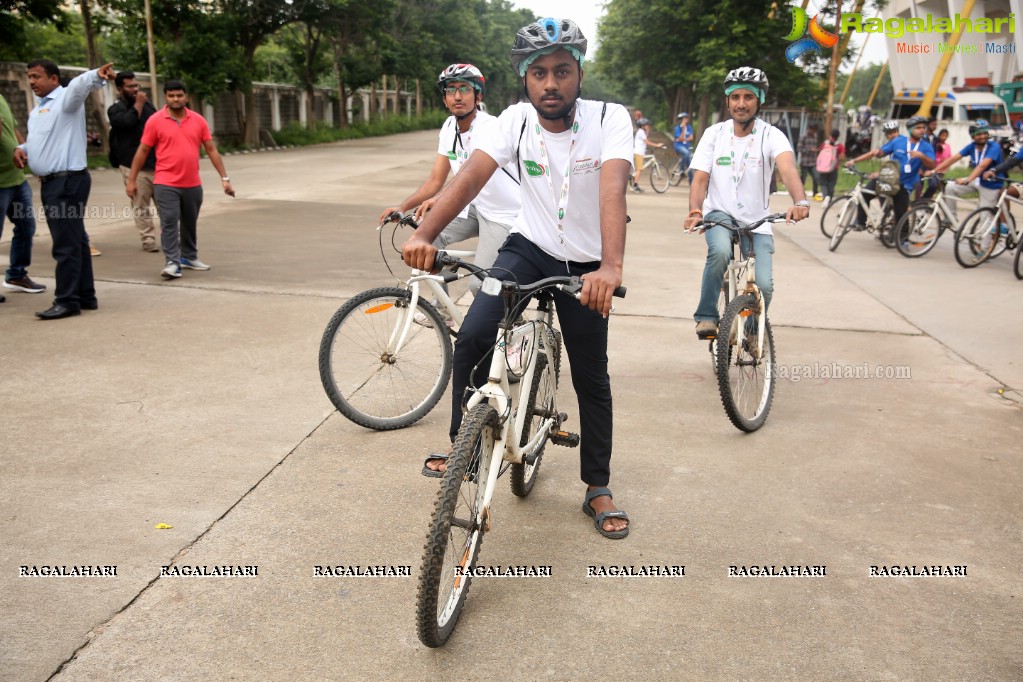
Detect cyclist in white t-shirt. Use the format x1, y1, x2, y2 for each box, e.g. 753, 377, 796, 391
402, 18, 634, 540
630, 117, 665, 193
379, 63, 519, 294
684, 66, 809, 340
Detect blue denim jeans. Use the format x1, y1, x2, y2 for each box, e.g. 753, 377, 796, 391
0, 180, 37, 280
674, 145, 691, 173
694, 210, 775, 322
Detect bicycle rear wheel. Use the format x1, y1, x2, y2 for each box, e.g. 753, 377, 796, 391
1014, 234, 1023, 279
670, 163, 686, 186
650, 162, 670, 193
510, 350, 553, 497
895, 203, 942, 257
716, 294, 775, 432
820, 194, 852, 238
988, 213, 1015, 259
318, 287, 452, 430
416, 403, 498, 648
954, 207, 999, 268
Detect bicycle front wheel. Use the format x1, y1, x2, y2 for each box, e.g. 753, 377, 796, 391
820, 194, 853, 238
954, 207, 999, 268
416, 403, 498, 648
716, 294, 776, 432
895, 203, 942, 257
318, 287, 452, 430
650, 162, 670, 193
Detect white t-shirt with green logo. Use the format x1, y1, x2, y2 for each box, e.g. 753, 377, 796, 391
437, 111, 520, 224
690, 117, 792, 234
474, 99, 633, 262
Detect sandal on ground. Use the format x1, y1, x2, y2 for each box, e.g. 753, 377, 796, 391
582, 487, 630, 540
421, 453, 449, 478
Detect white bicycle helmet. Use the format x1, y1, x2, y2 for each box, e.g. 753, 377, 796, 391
882, 120, 900, 133
723, 66, 769, 103
511, 17, 587, 77
437, 63, 486, 99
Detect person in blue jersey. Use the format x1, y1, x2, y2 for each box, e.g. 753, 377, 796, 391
845, 116, 936, 230
929, 120, 1002, 221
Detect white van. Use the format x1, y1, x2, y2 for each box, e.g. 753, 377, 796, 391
887, 88, 1012, 152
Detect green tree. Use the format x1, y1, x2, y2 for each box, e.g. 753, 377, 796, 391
0, 0, 70, 60
596, 0, 845, 133
837, 61, 892, 114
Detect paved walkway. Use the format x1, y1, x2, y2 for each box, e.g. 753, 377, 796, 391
1, 131, 1020, 680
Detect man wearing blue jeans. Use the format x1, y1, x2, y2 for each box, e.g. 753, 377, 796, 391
684, 66, 808, 340
0, 93, 47, 301
673, 112, 693, 181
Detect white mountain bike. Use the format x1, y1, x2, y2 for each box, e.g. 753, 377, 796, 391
414, 252, 625, 647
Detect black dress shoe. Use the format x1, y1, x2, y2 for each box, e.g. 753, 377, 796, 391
35, 304, 81, 320
81, 300, 98, 310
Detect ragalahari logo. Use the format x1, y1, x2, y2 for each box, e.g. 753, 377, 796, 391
783, 7, 839, 62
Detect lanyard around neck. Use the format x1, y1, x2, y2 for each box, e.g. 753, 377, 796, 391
531, 104, 581, 245
730, 122, 758, 211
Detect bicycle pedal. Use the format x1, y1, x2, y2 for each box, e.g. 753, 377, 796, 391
550, 430, 580, 447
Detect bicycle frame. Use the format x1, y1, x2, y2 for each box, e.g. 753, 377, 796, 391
987, 189, 1023, 242
464, 298, 560, 525
849, 180, 892, 229
389, 249, 474, 356
724, 236, 768, 358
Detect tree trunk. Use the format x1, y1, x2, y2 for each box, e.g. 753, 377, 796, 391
242, 45, 261, 147
306, 86, 318, 126
79, 0, 110, 154
697, 93, 711, 138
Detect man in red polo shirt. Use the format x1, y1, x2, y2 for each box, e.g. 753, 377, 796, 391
125, 79, 234, 279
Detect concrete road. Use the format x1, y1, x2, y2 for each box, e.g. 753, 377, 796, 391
1, 130, 1020, 680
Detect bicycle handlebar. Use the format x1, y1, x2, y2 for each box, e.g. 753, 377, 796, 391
695, 212, 789, 232
435, 251, 627, 299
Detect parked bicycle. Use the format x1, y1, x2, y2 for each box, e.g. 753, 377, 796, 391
954, 179, 1022, 268
821, 168, 896, 250
317, 214, 471, 430
414, 252, 625, 647
696, 213, 786, 433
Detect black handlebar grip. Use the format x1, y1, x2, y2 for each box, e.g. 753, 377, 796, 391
613, 286, 627, 298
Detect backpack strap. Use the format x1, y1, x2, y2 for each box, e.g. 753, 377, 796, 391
514, 102, 606, 183
514, 116, 527, 183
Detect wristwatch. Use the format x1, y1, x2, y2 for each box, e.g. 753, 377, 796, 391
221, 176, 230, 182
795, 199, 810, 207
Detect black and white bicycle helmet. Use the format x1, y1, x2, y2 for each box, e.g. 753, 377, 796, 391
723, 66, 769, 103
677, 112, 690, 119
511, 17, 587, 76
636, 117, 650, 126
906, 115, 929, 131
437, 63, 486, 99
882, 120, 900, 133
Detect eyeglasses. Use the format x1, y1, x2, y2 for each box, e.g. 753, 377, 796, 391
444, 85, 473, 96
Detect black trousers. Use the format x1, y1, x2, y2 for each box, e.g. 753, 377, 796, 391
450, 233, 615, 487
40, 172, 95, 310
